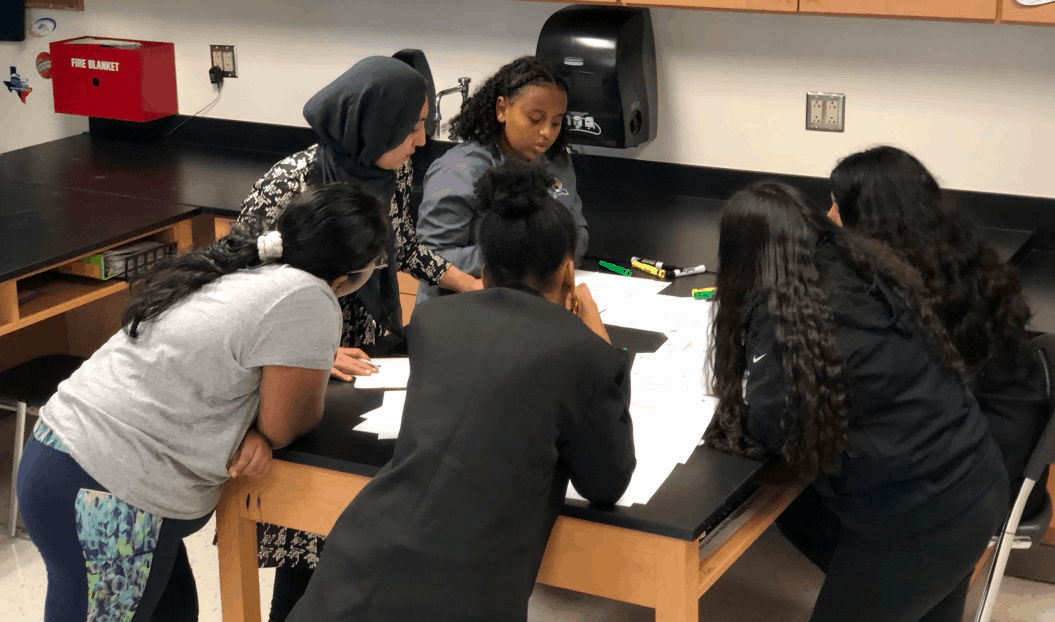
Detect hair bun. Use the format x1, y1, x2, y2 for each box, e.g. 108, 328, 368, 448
475, 160, 554, 218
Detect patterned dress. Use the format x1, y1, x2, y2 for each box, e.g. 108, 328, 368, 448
238, 144, 451, 568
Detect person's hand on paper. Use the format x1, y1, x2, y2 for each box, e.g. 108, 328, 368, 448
331, 347, 378, 382
569, 284, 610, 344
228, 428, 272, 479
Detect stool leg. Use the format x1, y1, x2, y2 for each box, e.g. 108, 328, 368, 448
10, 400, 27, 538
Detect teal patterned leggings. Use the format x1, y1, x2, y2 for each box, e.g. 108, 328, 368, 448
16, 421, 211, 622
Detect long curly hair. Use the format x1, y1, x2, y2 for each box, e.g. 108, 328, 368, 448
831, 146, 1031, 371
705, 181, 963, 478
448, 56, 570, 162
122, 184, 389, 338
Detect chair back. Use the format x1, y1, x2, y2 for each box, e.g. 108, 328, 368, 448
1025, 333, 1055, 482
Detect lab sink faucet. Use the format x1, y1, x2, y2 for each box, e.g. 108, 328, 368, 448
434, 77, 471, 138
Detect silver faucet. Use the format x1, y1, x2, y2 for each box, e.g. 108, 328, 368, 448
434, 77, 471, 138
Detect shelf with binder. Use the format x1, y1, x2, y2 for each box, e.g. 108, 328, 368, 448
0, 219, 193, 338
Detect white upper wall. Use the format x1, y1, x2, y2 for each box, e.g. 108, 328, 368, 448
2, 0, 1053, 198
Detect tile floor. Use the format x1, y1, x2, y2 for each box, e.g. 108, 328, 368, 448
3, 414, 1055, 621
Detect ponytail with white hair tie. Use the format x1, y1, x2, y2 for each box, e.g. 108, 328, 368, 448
257, 231, 284, 262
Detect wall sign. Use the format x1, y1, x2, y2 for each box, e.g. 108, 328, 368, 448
3, 67, 33, 103
36, 53, 52, 80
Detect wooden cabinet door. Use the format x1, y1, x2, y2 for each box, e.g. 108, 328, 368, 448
799, 0, 997, 20
621, 0, 796, 11
1001, 0, 1055, 24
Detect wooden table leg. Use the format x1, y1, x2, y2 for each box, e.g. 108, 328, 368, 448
216, 480, 262, 622
655, 537, 700, 622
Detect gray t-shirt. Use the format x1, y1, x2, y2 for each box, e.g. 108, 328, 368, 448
41, 264, 341, 519
415, 141, 588, 305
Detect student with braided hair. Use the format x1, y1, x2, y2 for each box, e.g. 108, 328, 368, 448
706, 181, 1007, 621
416, 55, 588, 305
17, 184, 390, 622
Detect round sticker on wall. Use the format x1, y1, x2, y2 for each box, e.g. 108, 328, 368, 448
36, 53, 52, 80
29, 17, 58, 39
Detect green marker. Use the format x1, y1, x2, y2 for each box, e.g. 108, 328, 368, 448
598, 260, 632, 276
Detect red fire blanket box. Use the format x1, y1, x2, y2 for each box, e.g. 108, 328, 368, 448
50, 37, 177, 122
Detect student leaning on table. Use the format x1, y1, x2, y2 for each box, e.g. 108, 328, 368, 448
285, 160, 636, 622
15, 184, 390, 622
830, 146, 1048, 512
705, 181, 1008, 622
415, 55, 588, 306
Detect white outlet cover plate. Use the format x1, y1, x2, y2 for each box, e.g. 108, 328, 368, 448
806, 92, 845, 132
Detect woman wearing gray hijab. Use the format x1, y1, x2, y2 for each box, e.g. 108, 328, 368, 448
237, 56, 480, 621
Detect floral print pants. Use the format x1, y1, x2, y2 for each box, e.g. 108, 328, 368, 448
17, 421, 210, 622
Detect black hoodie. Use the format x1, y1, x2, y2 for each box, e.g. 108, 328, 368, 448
743, 240, 1008, 539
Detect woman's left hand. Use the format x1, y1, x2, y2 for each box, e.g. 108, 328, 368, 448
228, 428, 273, 479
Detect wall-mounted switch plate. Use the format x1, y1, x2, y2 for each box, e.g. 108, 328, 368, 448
806, 92, 844, 132
209, 45, 237, 79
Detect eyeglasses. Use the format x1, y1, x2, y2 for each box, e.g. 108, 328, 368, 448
348, 252, 388, 275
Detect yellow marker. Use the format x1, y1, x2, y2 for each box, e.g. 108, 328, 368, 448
631, 260, 666, 279
692, 287, 716, 300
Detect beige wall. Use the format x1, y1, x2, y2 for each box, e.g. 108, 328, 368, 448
2, 0, 1053, 198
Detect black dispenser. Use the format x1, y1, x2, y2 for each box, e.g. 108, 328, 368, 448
536, 6, 657, 149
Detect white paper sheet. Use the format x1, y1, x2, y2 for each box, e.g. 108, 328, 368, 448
351, 358, 411, 390
565, 285, 718, 507
567, 396, 717, 507
599, 293, 707, 334
574, 269, 670, 312
352, 391, 406, 439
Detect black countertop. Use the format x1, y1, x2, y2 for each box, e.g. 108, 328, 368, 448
0, 133, 1050, 332
0, 134, 280, 213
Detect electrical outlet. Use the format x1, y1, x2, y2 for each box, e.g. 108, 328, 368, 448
809, 99, 824, 126
209, 45, 237, 79
823, 99, 843, 130
806, 92, 845, 132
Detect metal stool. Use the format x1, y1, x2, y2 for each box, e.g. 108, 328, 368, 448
0, 354, 86, 537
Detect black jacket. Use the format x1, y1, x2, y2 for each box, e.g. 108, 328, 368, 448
288, 287, 636, 622
743, 241, 1008, 539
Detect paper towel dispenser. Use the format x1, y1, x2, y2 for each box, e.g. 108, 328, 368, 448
536, 6, 657, 149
